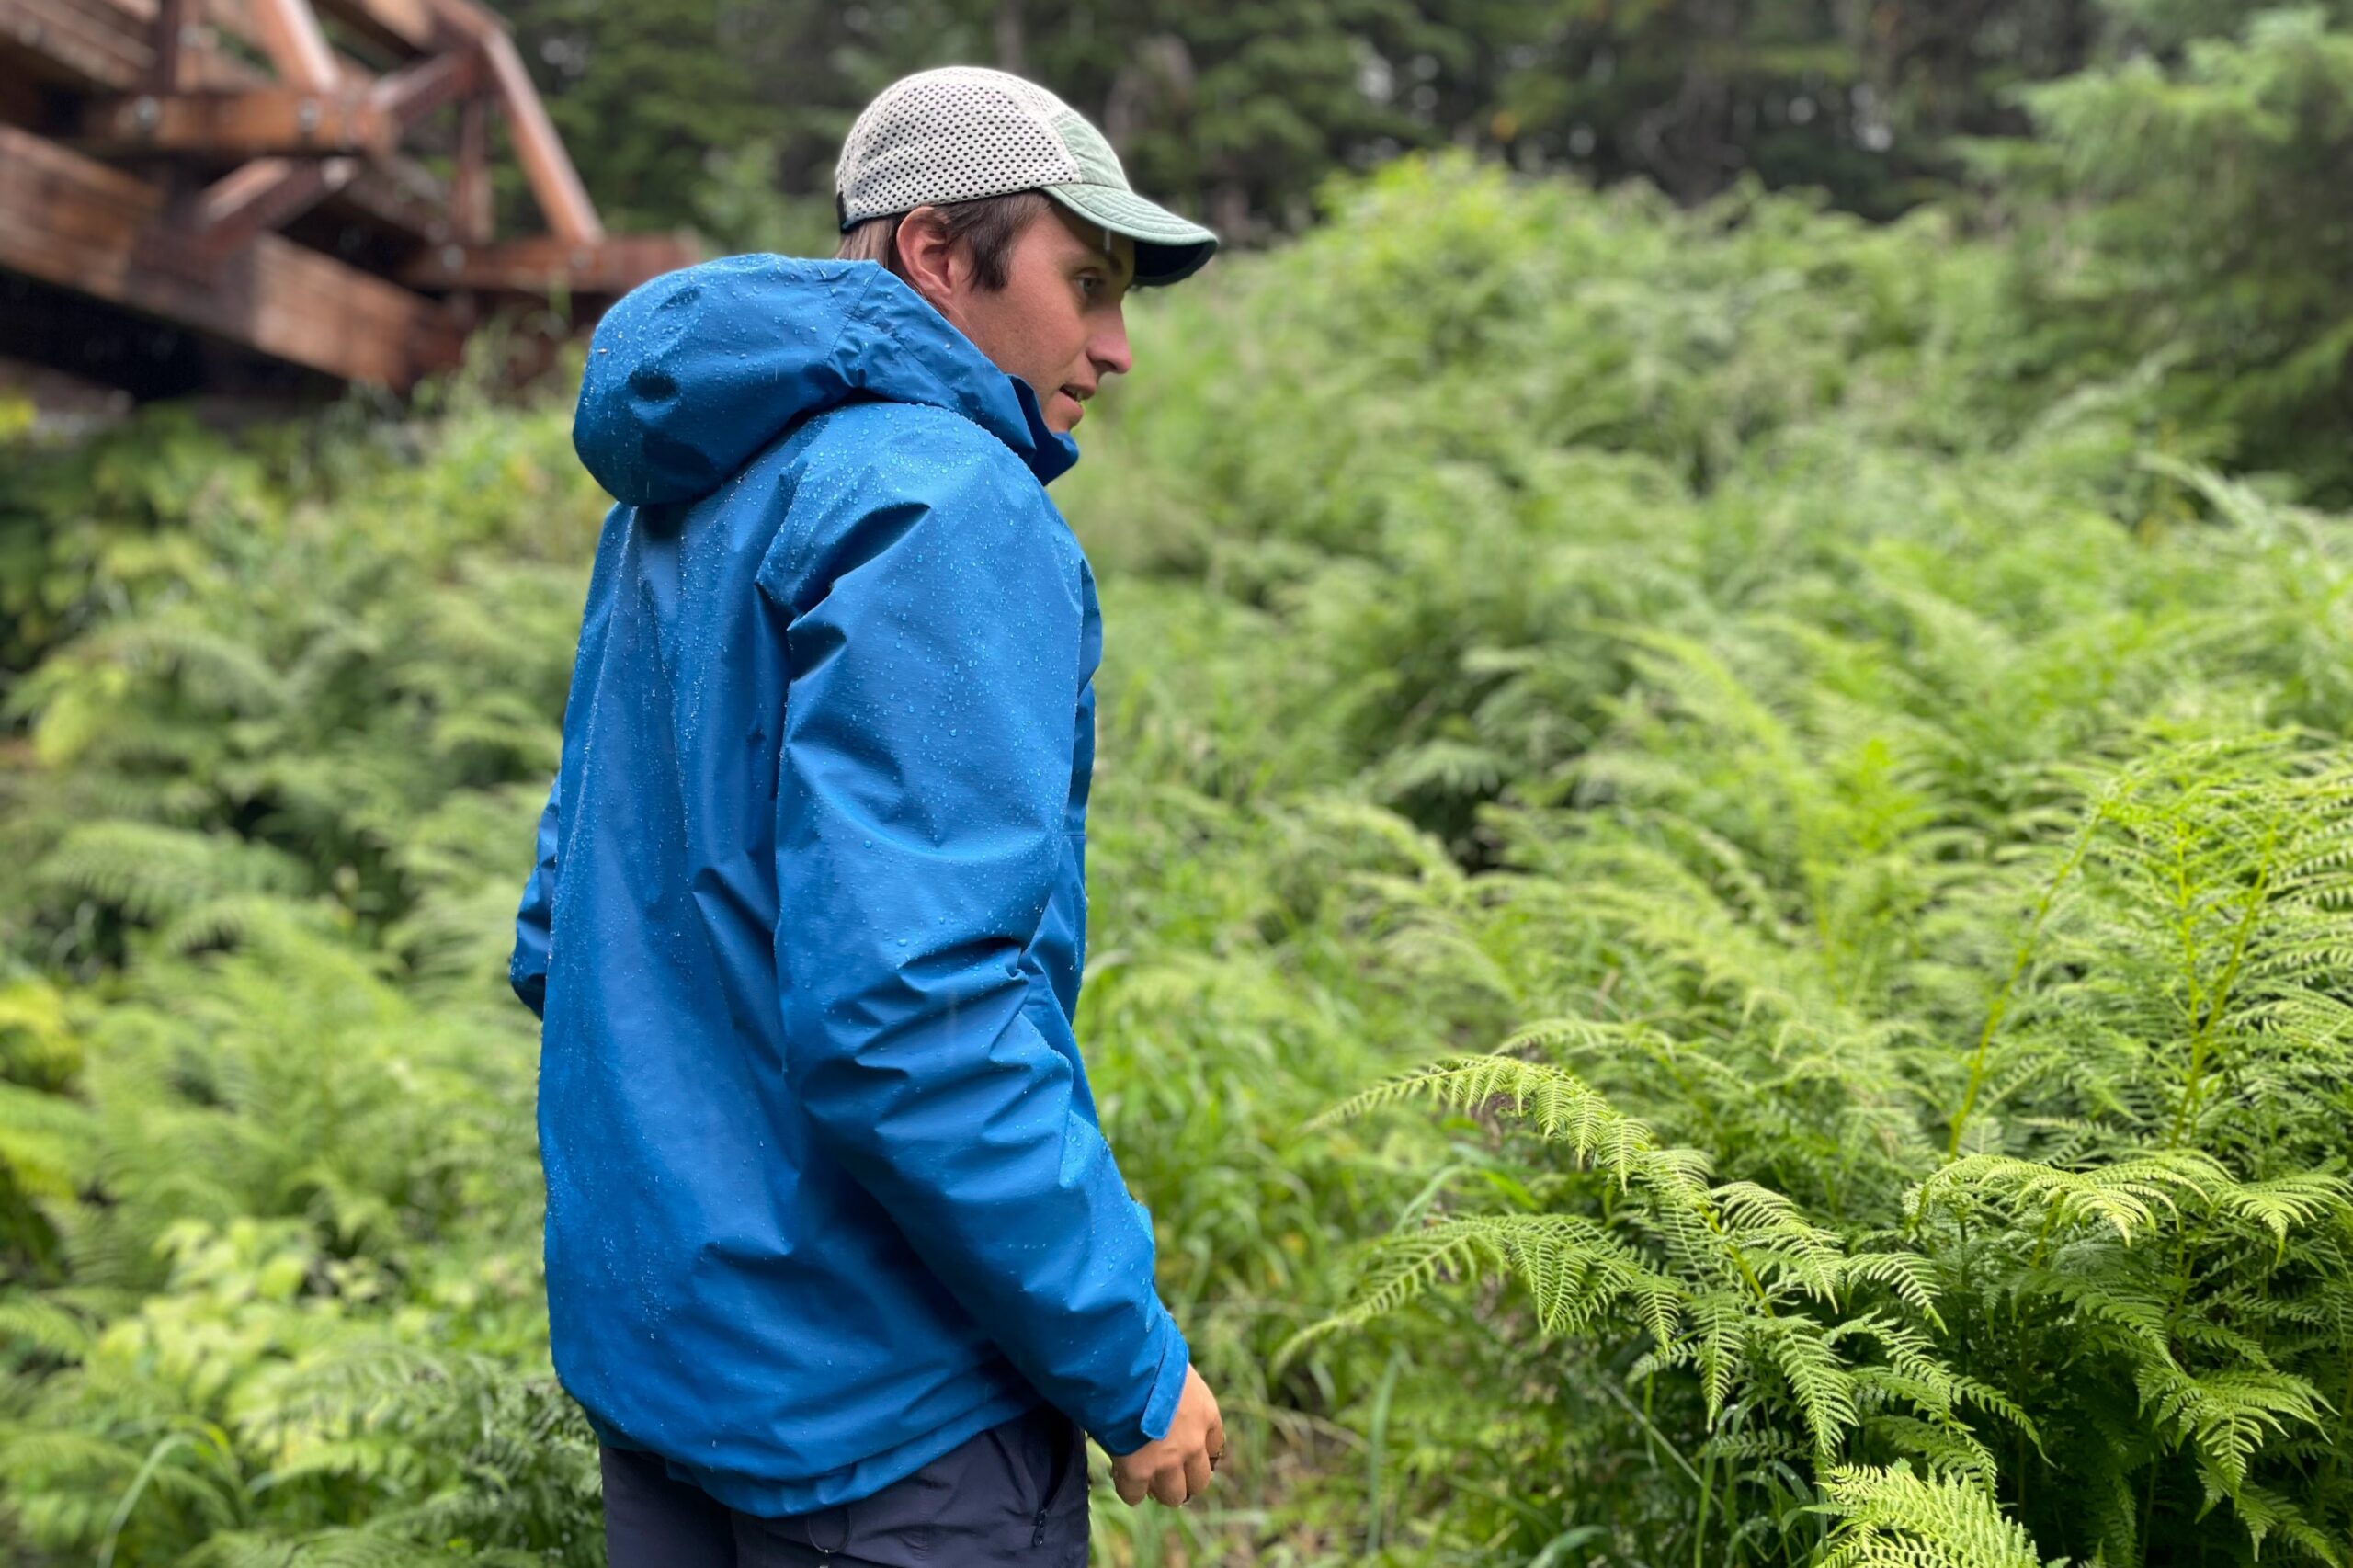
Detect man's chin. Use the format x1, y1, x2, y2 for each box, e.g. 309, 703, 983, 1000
1047, 397, 1084, 434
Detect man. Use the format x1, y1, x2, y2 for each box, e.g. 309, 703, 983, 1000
507, 65, 1225, 1568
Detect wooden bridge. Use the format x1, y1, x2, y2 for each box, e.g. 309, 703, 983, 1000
0, 0, 698, 395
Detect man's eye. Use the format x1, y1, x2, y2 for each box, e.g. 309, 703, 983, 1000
1079, 275, 1103, 296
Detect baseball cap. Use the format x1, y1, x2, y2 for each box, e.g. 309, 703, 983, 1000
835, 65, 1219, 287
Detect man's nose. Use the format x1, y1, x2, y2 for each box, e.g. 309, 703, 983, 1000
1090, 312, 1133, 379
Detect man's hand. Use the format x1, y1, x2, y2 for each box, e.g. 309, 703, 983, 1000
1108, 1364, 1224, 1506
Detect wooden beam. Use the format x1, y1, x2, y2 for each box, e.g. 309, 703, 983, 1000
477, 26, 599, 244
10, 0, 459, 243
330, 148, 448, 235
243, 0, 335, 87
187, 151, 356, 252
0, 0, 152, 87
450, 88, 487, 243
415, 0, 507, 51
367, 38, 472, 126
199, 0, 407, 84
0, 122, 460, 386
80, 85, 397, 155
142, 50, 473, 246
312, 0, 437, 57
400, 233, 697, 296
149, 0, 192, 88
2, 0, 314, 92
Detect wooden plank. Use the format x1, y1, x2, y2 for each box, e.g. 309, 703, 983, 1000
79, 85, 395, 154
1, 0, 283, 93
10, 0, 456, 242
477, 26, 599, 244
46, 0, 168, 65
401, 233, 697, 295
0, 0, 150, 86
84, 46, 479, 159
33, 0, 477, 135
0, 122, 460, 385
18, 0, 383, 89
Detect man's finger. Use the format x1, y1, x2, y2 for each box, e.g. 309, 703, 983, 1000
1113, 1466, 1148, 1506
1183, 1449, 1212, 1500
1150, 1463, 1188, 1506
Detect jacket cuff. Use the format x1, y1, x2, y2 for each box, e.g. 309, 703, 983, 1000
1101, 1301, 1189, 1456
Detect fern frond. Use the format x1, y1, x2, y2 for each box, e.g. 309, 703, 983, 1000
1913, 1150, 2225, 1241
1304, 1051, 1655, 1183
34, 824, 308, 926
1816, 1462, 2047, 1568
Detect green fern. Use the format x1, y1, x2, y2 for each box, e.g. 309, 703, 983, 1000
1816, 1464, 2049, 1568
13, 137, 2353, 1568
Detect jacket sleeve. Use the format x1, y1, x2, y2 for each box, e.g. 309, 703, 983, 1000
766, 460, 1189, 1457
508, 772, 563, 1021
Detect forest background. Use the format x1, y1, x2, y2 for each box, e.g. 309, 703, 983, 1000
7, 1, 2353, 1565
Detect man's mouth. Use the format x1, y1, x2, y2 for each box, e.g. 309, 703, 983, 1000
1058, 385, 1091, 426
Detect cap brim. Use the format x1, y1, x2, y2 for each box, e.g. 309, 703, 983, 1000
1042, 183, 1218, 287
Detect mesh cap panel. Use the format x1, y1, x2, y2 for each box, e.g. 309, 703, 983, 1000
836, 67, 1083, 221
835, 64, 1220, 285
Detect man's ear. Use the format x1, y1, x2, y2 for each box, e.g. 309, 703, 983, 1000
893, 206, 964, 316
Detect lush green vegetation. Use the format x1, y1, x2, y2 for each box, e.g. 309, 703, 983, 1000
501, 0, 2095, 241
8, 8, 2353, 1562
492, 0, 2351, 255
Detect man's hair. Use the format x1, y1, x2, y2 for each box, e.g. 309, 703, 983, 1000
835, 190, 1052, 291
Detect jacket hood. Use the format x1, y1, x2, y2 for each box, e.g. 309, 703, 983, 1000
574, 255, 1080, 506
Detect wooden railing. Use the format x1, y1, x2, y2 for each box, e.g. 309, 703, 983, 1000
0, 0, 699, 388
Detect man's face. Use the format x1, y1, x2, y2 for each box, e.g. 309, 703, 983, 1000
940, 207, 1136, 435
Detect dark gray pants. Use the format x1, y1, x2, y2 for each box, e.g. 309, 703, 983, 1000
599, 1401, 1089, 1567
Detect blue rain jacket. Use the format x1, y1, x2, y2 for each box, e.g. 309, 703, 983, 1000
508, 254, 1188, 1516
